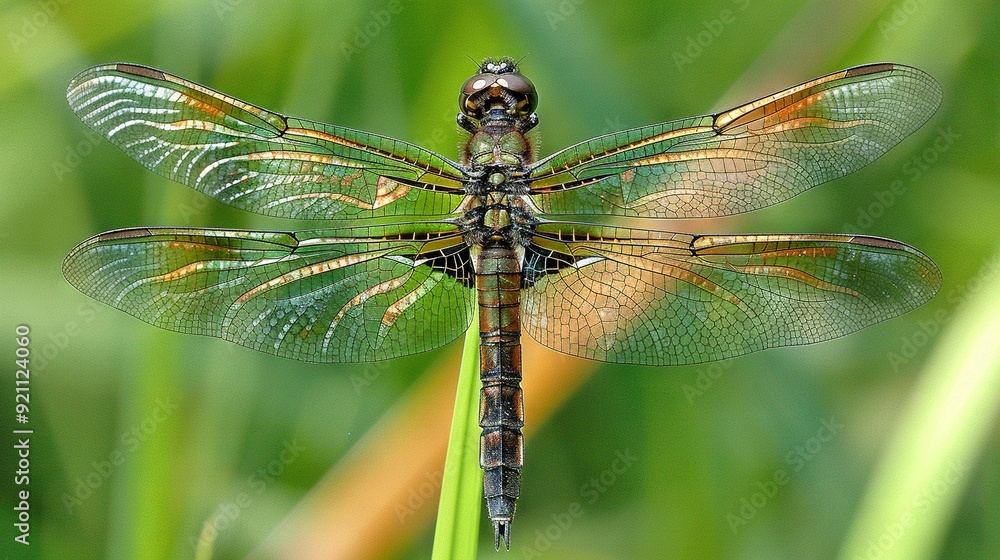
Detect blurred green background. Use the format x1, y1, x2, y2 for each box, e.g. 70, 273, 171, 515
1, 0, 998, 558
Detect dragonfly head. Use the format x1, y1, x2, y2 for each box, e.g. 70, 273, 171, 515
459, 57, 537, 121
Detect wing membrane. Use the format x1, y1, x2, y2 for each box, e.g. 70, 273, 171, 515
62, 224, 475, 362
528, 64, 941, 218
522, 223, 941, 365
67, 63, 467, 220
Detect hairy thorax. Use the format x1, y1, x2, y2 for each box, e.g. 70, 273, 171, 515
458, 117, 539, 249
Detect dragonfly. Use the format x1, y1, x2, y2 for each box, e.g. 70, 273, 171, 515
63, 57, 942, 550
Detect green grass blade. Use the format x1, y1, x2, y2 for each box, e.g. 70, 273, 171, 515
432, 305, 483, 559
839, 251, 1000, 560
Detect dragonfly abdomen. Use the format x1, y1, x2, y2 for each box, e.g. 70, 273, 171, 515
474, 245, 524, 550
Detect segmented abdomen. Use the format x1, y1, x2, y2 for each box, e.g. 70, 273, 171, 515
475, 246, 524, 531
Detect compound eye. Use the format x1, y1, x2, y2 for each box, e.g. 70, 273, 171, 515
458, 71, 538, 118
459, 73, 497, 118
497, 73, 534, 96
461, 73, 496, 96
502, 73, 538, 116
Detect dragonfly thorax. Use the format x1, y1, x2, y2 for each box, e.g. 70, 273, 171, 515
466, 129, 531, 166
459, 175, 537, 248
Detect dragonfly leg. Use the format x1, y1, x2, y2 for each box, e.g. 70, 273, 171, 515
457, 112, 479, 134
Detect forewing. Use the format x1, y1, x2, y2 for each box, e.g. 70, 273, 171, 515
522, 223, 940, 365
67, 63, 466, 220
529, 64, 941, 218
63, 225, 475, 362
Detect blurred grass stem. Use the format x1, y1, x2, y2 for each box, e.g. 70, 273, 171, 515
431, 307, 483, 558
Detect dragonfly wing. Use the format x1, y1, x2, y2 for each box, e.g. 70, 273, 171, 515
63, 224, 475, 362
528, 64, 941, 218
522, 222, 940, 365
67, 63, 467, 220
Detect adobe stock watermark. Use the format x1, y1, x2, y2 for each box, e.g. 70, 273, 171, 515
843, 125, 959, 233
853, 460, 968, 560
340, 0, 403, 63
519, 449, 637, 558
681, 359, 735, 405
887, 251, 1000, 372
412, 105, 460, 156
395, 467, 446, 525
173, 186, 346, 224
546, 0, 586, 30
33, 301, 100, 373
394, 431, 499, 525
62, 396, 180, 514
727, 416, 842, 533
190, 439, 306, 552
175, 190, 211, 225
349, 361, 391, 394
599, 115, 624, 135
212, 0, 245, 20
7, 0, 72, 53
877, 0, 929, 38
52, 129, 103, 182
672, 0, 751, 72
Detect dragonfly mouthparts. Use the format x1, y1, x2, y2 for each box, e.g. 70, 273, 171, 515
494, 520, 512, 551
